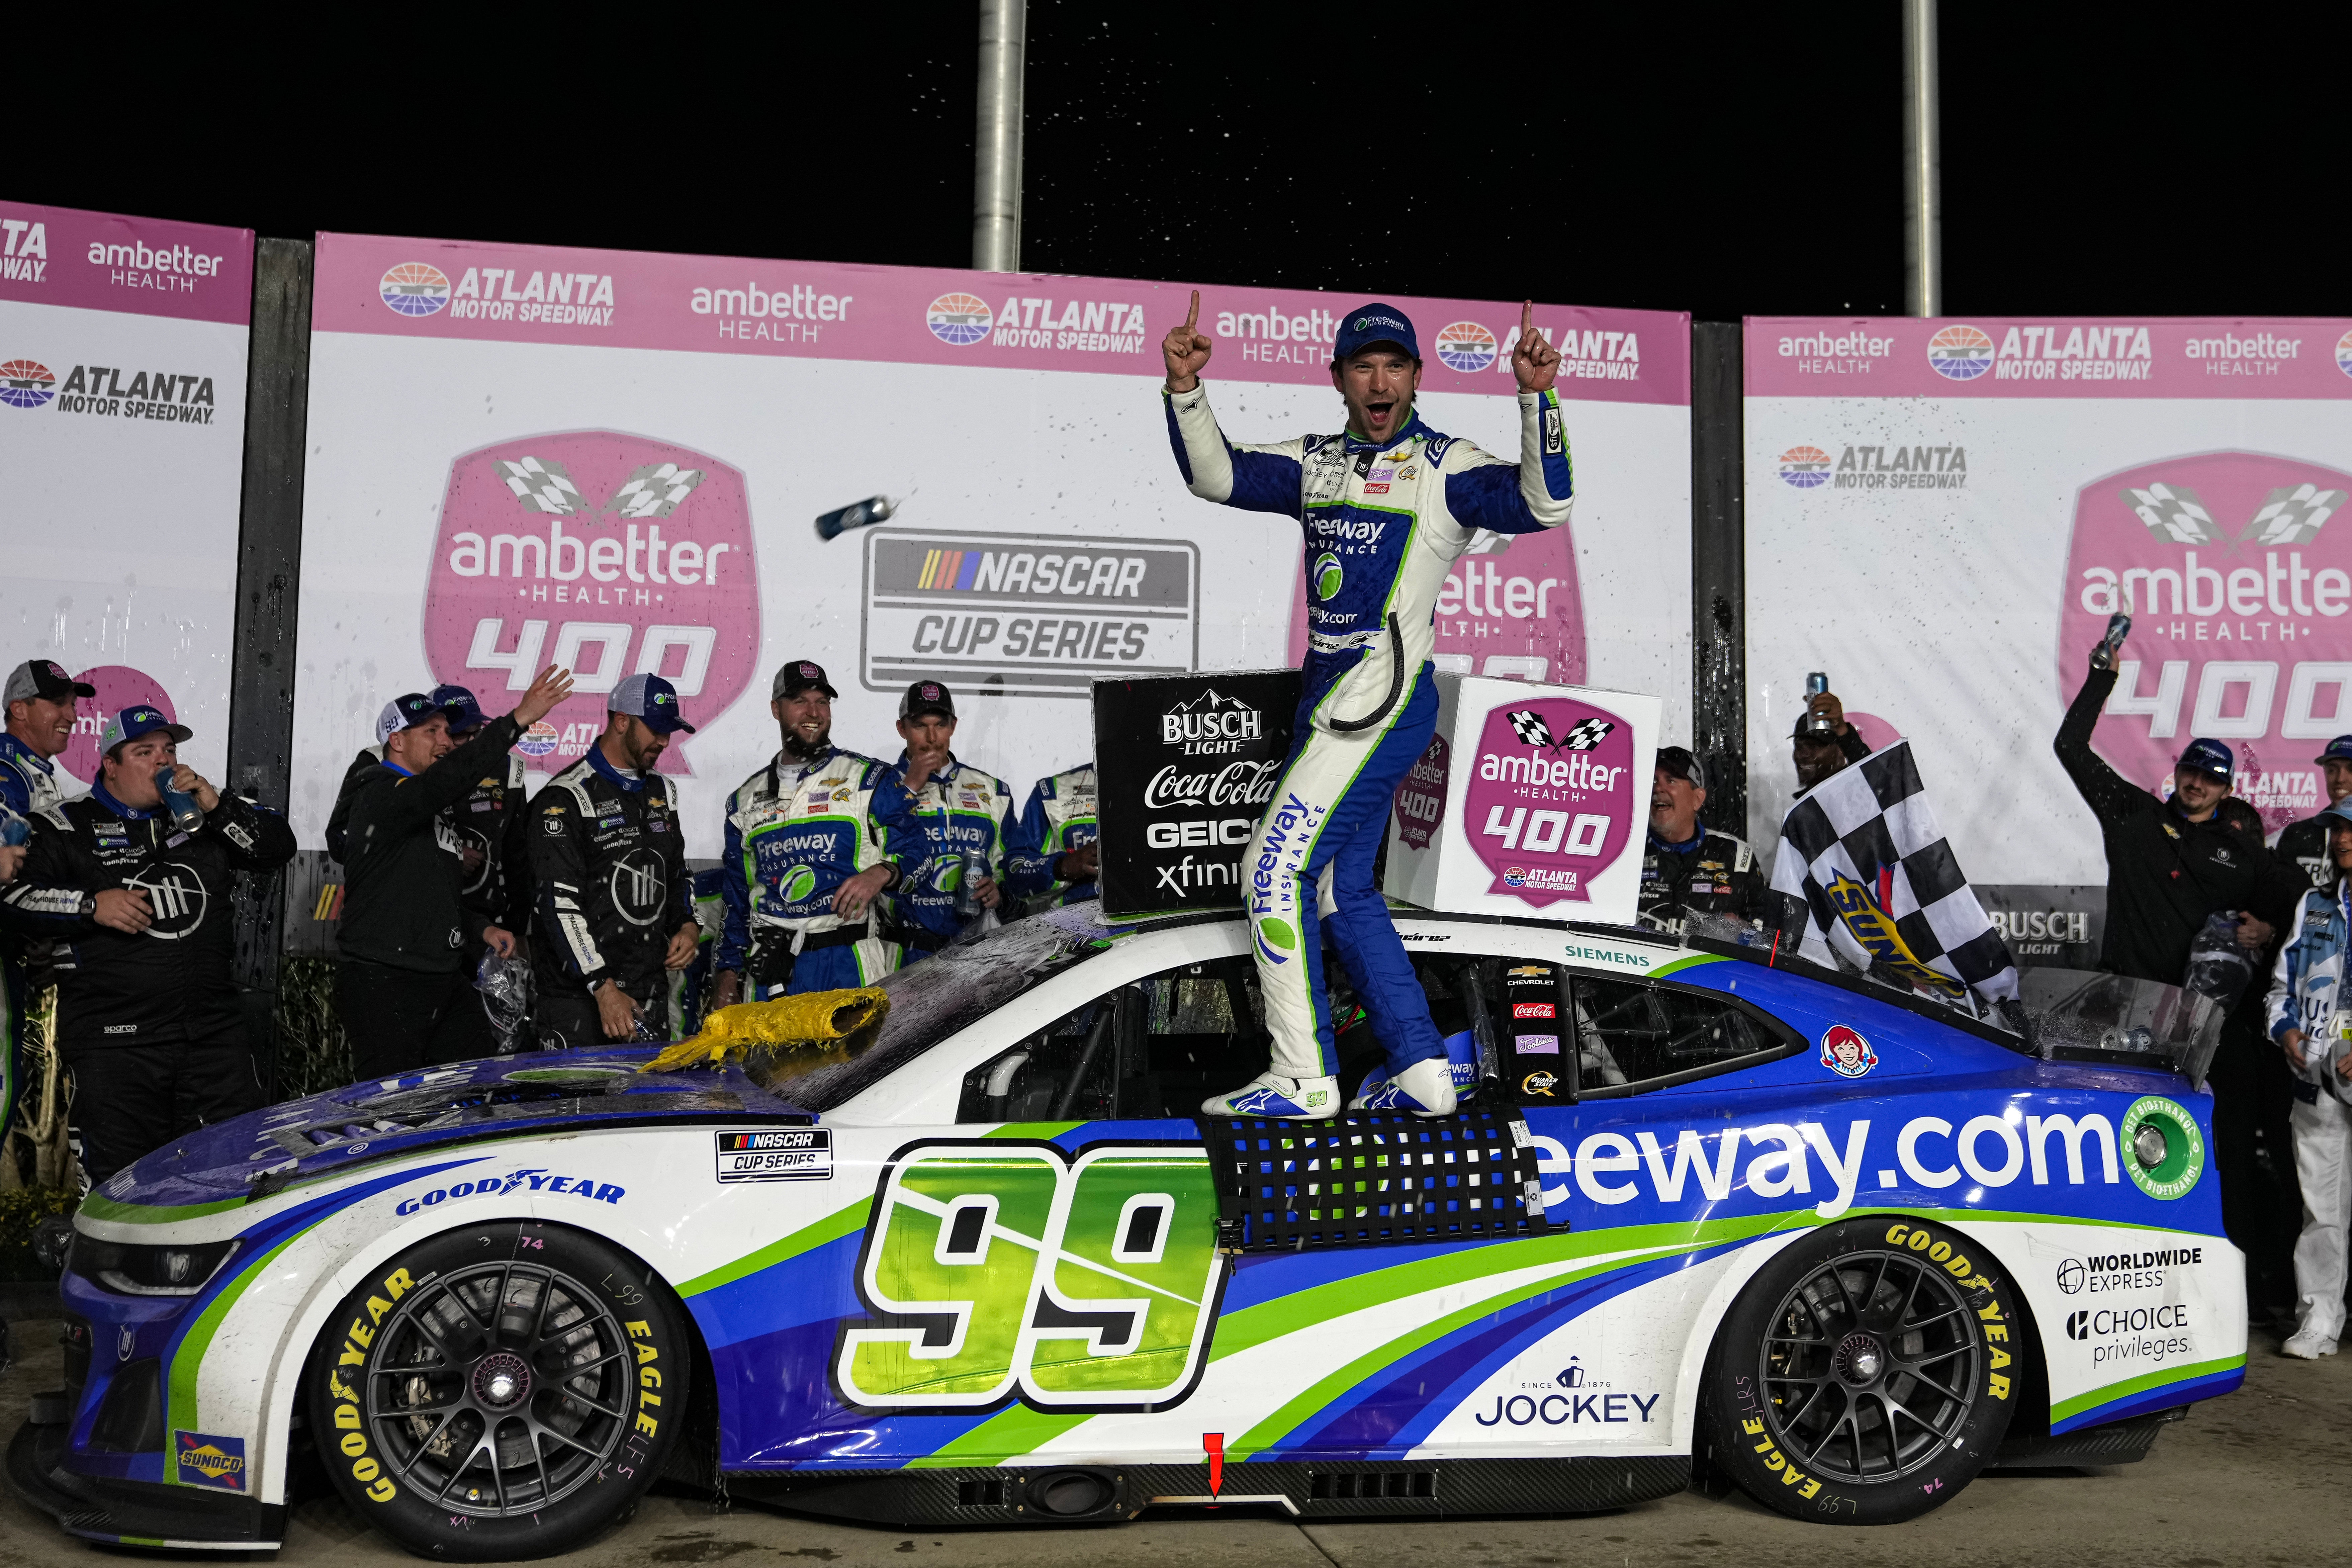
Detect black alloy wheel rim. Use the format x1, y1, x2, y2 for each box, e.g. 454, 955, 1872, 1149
1755, 1247, 1982, 1485
363, 1260, 633, 1516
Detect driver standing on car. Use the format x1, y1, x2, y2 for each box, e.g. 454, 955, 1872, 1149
1162, 293, 1570, 1119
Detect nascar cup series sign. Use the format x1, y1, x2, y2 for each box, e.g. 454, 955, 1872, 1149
1384, 674, 1658, 923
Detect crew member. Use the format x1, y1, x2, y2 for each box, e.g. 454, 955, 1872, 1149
1639, 747, 1764, 931
1790, 688, 1871, 795
336, 671, 571, 1077
531, 674, 701, 1046
0, 659, 93, 1166
2055, 627, 2300, 983
712, 660, 928, 1006
1006, 761, 1099, 910
886, 681, 1015, 958
1161, 293, 1569, 1119
0, 706, 294, 1186
2262, 796, 2352, 1359
2274, 735, 2352, 890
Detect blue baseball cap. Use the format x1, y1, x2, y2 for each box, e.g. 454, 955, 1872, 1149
2314, 736, 2352, 765
2320, 799, 2352, 828
2176, 737, 2234, 781
430, 683, 487, 735
100, 705, 192, 756
609, 672, 695, 734
1333, 303, 1420, 363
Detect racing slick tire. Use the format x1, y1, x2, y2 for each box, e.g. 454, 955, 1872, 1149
305, 1218, 691, 1561
1697, 1214, 2023, 1525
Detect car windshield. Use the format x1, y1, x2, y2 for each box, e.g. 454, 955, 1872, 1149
748, 902, 1115, 1112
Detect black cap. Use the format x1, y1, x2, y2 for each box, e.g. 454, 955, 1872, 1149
1793, 709, 1839, 741
1655, 746, 1706, 792
4, 659, 95, 707
774, 660, 839, 700
898, 680, 956, 722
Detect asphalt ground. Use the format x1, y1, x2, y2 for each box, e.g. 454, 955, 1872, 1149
0, 1317, 2340, 1568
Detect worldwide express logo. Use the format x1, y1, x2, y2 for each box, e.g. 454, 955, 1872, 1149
0, 359, 56, 409
380, 263, 452, 317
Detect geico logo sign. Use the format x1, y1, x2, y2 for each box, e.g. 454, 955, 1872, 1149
863, 529, 1199, 698
1147, 818, 1254, 849
128, 865, 207, 939
838, 1143, 1221, 1411
1553, 1107, 2180, 1218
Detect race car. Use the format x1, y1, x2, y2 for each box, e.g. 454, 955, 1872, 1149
9, 903, 2244, 1557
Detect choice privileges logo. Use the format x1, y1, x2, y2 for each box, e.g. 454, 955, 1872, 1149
380, 263, 452, 317
1926, 325, 1996, 381
0, 359, 56, 409
1779, 445, 1832, 488
1435, 321, 1499, 373
926, 293, 994, 346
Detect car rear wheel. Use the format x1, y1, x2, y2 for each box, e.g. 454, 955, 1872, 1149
1698, 1214, 2023, 1525
306, 1218, 689, 1561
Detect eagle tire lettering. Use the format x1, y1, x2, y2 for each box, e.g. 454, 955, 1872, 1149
836, 1141, 1224, 1413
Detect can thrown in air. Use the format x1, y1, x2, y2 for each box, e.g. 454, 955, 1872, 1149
954, 847, 989, 918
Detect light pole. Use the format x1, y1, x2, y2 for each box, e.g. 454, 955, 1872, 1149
973, 0, 1027, 272
1902, 0, 1942, 317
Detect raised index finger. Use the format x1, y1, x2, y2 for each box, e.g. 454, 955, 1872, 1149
1185, 289, 1200, 331
1521, 299, 1534, 339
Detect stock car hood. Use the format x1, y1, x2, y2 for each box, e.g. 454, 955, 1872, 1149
87, 1049, 802, 1213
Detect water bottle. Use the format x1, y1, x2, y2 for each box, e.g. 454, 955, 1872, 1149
815, 495, 897, 542
155, 767, 206, 835
953, 847, 989, 918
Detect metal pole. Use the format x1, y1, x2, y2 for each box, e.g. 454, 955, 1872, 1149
972, 0, 1026, 272
1689, 323, 1746, 842
1902, 0, 1942, 316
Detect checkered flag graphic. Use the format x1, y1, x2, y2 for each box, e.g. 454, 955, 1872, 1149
1561, 717, 1614, 751
1767, 739, 2019, 1008
497, 456, 588, 515
1507, 710, 1554, 747
2122, 481, 2222, 545
2240, 483, 2346, 547
606, 462, 708, 520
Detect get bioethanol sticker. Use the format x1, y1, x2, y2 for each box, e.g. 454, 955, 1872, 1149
2119, 1096, 2204, 1200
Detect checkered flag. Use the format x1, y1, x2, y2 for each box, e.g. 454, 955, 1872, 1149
606, 462, 708, 519
2122, 481, 2221, 545
2240, 483, 2346, 547
497, 456, 589, 515
1508, 710, 1554, 747
1561, 717, 1614, 751
1768, 739, 2018, 1007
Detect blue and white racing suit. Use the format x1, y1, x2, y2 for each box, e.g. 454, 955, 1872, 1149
1165, 381, 1574, 1078
717, 746, 928, 998
1005, 762, 1099, 909
890, 753, 1017, 958
2265, 881, 2352, 1342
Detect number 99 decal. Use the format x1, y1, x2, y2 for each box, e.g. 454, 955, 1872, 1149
836, 1142, 1224, 1412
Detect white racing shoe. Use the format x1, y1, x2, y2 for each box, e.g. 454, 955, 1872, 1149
1348, 1057, 1459, 1118
1202, 1073, 1340, 1120
2283, 1326, 2339, 1359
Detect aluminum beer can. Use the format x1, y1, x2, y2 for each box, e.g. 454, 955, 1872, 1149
954, 847, 989, 917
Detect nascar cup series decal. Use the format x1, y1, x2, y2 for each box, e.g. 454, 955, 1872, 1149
2064, 450, 2352, 834
423, 431, 761, 776
1464, 697, 1636, 906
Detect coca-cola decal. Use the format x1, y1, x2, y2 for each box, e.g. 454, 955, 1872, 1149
423, 431, 761, 775
1393, 734, 1449, 852
2064, 451, 2352, 833
1460, 695, 1638, 907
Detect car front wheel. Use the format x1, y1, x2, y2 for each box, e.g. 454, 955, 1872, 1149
305, 1218, 689, 1561
1698, 1214, 2023, 1525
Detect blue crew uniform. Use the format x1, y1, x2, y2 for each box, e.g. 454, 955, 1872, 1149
1005, 763, 1099, 909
